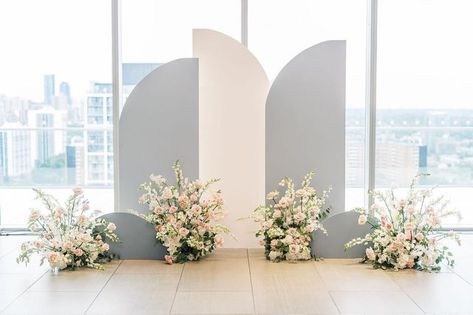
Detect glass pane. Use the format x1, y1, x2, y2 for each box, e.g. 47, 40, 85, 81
377, 0, 473, 227
0, 0, 113, 228
121, 0, 241, 101
249, 0, 367, 211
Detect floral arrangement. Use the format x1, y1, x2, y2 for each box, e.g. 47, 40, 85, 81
139, 161, 230, 264
345, 174, 461, 272
17, 188, 119, 271
252, 172, 330, 262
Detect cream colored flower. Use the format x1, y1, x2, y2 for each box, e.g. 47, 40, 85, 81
358, 214, 367, 225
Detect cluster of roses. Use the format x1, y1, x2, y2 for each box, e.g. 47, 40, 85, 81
345, 174, 461, 271
140, 161, 230, 264
17, 188, 119, 270
252, 172, 330, 262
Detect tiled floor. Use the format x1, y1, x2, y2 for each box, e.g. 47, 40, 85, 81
0, 235, 472, 315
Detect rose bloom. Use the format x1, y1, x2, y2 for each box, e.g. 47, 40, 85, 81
289, 244, 300, 253
215, 235, 224, 247
161, 188, 173, 200
102, 243, 110, 251
273, 210, 282, 219
190, 194, 198, 202
154, 206, 163, 214
169, 206, 178, 214
164, 255, 173, 264
178, 195, 189, 208
73, 187, 83, 195
404, 222, 414, 231
54, 207, 65, 219
266, 191, 279, 200
179, 227, 190, 237
366, 247, 376, 261
73, 248, 84, 257
358, 214, 367, 225
107, 222, 117, 232
295, 189, 306, 198
47, 251, 62, 264
29, 210, 40, 221
191, 205, 202, 215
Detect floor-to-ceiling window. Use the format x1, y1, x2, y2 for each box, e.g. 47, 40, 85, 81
376, 0, 473, 227
121, 0, 240, 100
0, 0, 114, 228
1, 0, 472, 229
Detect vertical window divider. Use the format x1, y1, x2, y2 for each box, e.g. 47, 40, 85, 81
365, 0, 378, 211
241, 0, 248, 46
111, 0, 122, 212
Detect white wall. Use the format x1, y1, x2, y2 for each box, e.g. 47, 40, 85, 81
194, 29, 269, 248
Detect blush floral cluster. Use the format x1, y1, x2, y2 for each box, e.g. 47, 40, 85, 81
139, 161, 230, 264
252, 172, 330, 262
17, 188, 119, 270
345, 174, 461, 272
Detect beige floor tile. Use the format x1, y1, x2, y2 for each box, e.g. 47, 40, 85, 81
171, 291, 254, 314
0, 251, 48, 275
0, 291, 22, 313
179, 261, 251, 291
0, 274, 42, 294
390, 271, 473, 314
28, 268, 113, 292
115, 259, 183, 274
315, 260, 401, 291
203, 248, 249, 261
253, 288, 338, 314
86, 273, 180, 314
251, 270, 327, 291
0, 236, 32, 258
330, 290, 423, 314
2, 291, 97, 315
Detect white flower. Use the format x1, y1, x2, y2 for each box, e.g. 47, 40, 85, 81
161, 188, 173, 200
107, 222, 117, 232
73, 187, 83, 196
358, 214, 367, 225
295, 189, 306, 198
273, 210, 282, 219
366, 247, 376, 261
268, 250, 282, 261
266, 191, 279, 200
28, 209, 40, 221
415, 232, 424, 241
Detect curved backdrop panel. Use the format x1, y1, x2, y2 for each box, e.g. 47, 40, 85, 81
266, 40, 346, 214
193, 29, 269, 247
99, 212, 166, 260
311, 211, 372, 258
119, 58, 199, 213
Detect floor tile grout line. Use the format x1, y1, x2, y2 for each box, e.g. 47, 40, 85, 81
83, 260, 123, 315
311, 261, 341, 314
326, 291, 342, 315
387, 273, 427, 314
0, 268, 49, 314
449, 267, 473, 287
246, 249, 256, 314
169, 261, 186, 314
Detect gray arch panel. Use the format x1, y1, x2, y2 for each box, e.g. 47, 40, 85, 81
311, 211, 372, 258
99, 212, 166, 260
118, 58, 199, 213
265, 41, 346, 214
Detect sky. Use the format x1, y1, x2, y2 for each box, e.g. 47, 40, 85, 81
0, 0, 472, 109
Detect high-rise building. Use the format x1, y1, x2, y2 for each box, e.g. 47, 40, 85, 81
43, 74, 55, 105
84, 82, 113, 186
0, 123, 32, 184
27, 107, 66, 166
59, 81, 71, 106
